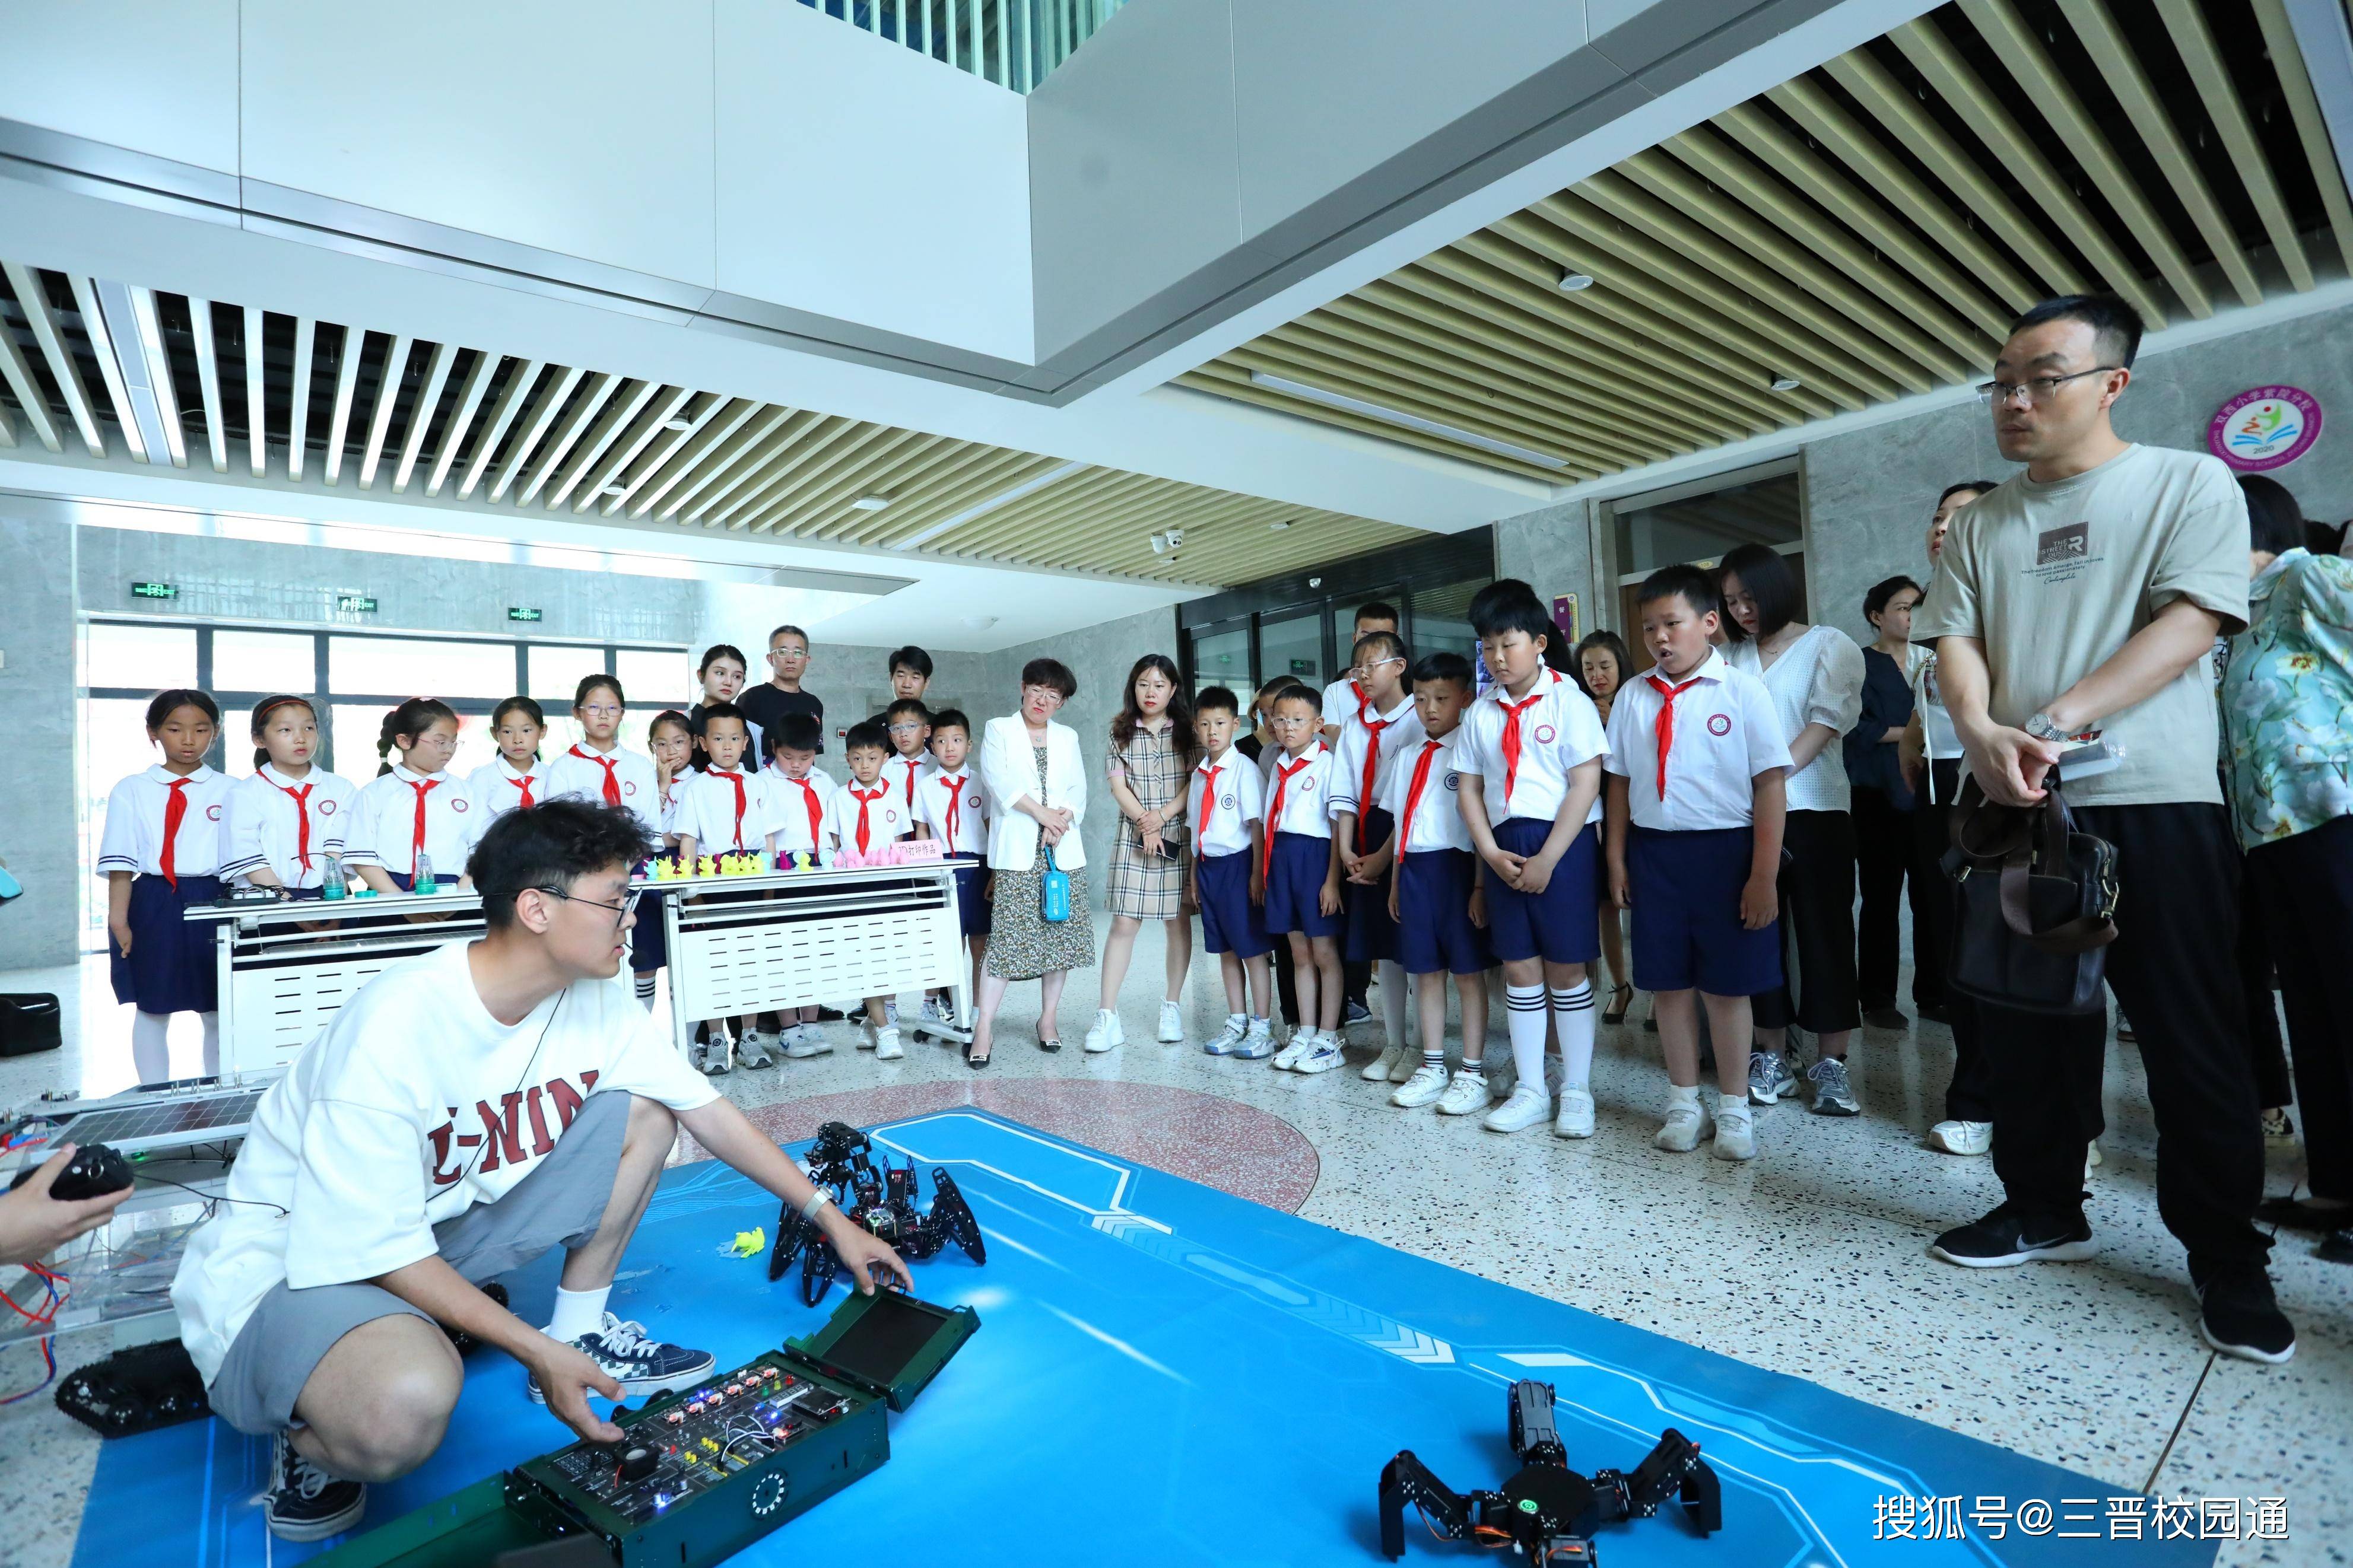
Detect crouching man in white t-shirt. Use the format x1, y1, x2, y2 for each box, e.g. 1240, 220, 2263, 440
170, 799, 912, 1542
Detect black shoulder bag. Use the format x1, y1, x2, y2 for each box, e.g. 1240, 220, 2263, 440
1940, 777, 2119, 1015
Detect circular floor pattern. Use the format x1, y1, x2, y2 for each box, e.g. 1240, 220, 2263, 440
677, 1078, 1319, 1213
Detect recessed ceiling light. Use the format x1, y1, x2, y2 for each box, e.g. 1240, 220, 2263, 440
1770, 374, 1802, 392
1246, 370, 1568, 470
1269, 520, 1292, 531
849, 494, 892, 511
602, 483, 629, 497
1556, 269, 1595, 292
663, 415, 693, 431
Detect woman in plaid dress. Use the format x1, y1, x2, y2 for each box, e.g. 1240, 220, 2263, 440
1084, 655, 1198, 1052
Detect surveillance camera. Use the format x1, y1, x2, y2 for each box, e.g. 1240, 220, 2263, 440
1166, 527, 1183, 549
1308, 576, 1323, 589
1149, 533, 1168, 554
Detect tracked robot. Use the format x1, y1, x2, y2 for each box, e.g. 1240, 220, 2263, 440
767, 1121, 985, 1305
1379, 1381, 1720, 1564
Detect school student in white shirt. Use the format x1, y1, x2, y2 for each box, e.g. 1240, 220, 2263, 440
821, 722, 914, 1059
466, 697, 552, 828
1603, 566, 1793, 1163
98, 688, 236, 1082
221, 695, 357, 899
913, 709, 991, 1037
1185, 688, 1276, 1060
1455, 580, 1611, 1138
880, 698, 935, 814
668, 703, 782, 1074
543, 676, 660, 845
345, 699, 477, 895
169, 799, 910, 1543
1261, 688, 1347, 1074
633, 710, 696, 1015
1328, 629, 1423, 1082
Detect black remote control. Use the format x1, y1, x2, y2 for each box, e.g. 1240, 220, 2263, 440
8, 1143, 134, 1201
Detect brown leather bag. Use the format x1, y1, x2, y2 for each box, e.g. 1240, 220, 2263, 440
1940, 778, 2119, 1016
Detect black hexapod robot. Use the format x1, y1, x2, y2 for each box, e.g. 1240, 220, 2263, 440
1379, 1381, 1720, 1564
767, 1121, 986, 1305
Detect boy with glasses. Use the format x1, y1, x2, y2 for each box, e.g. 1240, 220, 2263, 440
171, 801, 910, 1541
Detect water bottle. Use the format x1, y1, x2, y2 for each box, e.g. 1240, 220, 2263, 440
320, 854, 347, 902
414, 853, 439, 896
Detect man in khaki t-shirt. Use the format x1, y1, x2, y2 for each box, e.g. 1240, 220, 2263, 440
1910, 294, 2290, 1366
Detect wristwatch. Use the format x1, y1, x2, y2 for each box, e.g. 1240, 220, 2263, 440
2022, 712, 2070, 743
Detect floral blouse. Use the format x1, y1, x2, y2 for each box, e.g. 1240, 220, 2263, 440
2222, 549, 2353, 848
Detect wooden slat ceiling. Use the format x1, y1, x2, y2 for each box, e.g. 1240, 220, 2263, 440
1183, 0, 2353, 482
0, 266, 1418, 588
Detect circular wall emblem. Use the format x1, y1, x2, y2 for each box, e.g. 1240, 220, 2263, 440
205, 804, 223, 821
1532, 724, 1557, 745
451, 797, 469, 812
1707, 714, 1732, 736
2209, 386, 2321, 471
317, 799, 337, 815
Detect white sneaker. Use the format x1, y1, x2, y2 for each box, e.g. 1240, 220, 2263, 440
1554, 1087, 1596, 1139
1482, 1083, 1552, 1133
1655, 1101, 1706, 1152
1390, 1049, 1421, 1083
873, 1026, 903, 1061
920, 995, 954, 1026
1084, 1009, 1124, 1053
1928, 1119, 1992, 1156
2085, 1140, 2102, 1178
1391, 1063, 1450, 1108
1434, 1068, 1491, 1116
1294, 1035, 1348, 1074
1233, 1019, 1276, 1059
1203, 1015, 1250, 1055
691, 1038, 732, 1076
1273, 1029, 1317, 1070
1713, 1109, 1757, 1162
1156, 1000, 1185, 1043
1362, 1044, 1405, 1082
784, 1026, 833, 1060
735, 1030, 777, 1070
856, 1021, 878, 1051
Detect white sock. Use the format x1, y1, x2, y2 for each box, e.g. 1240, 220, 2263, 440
1505, 984, 1548, 1087
548, 1284, 611, 1342
1716, 1090, 1751, 1121
1225, 1011, 1246, 1028
1668, 1083, 1702, 1113
1377, 960, 1409, 1049
1549, 983, 1595, 1090
634, 972, 657, 1010
199, 1010, 220, 1077
131, 1011, 172, 1083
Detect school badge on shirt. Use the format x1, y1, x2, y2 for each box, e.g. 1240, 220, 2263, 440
1707, 714, 1732, 737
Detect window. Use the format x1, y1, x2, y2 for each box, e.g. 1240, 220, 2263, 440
532, 644, 611, 705
614, 649, 693, 711
84, 623, 196, 692
331, 636, 515, 700
1257, 608, 1325, 693
1596, 462, 1807, 674
1187, 618, 1250, 699
211, 630, 315, 695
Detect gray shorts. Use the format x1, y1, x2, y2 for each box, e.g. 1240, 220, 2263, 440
208, 1089, 632, 1436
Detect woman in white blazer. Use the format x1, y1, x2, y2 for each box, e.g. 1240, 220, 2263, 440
969, 658, 1098, 1066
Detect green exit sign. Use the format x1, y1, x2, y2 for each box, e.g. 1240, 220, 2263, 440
508, 606, 543, 624
130, 581, 178, 601
336, 594, 378, 614
1288, 658, 1314, 673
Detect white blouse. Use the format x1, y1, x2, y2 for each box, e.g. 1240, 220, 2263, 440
1725, 624, 1865, 814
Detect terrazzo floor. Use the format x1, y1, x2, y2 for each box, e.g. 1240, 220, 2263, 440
1, 922, 2347, 1566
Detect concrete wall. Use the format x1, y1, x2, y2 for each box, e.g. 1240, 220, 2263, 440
0, 514, 80, 968
1495, 495, 1601, 651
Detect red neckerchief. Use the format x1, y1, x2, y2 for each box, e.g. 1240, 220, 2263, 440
273, 776, 315, 870
570, 745, 620, 805
1495, 670, 1560, 806
936, 771, 968, 850
850, 785, 885, 854
1355, 706, 1395, 851
709, 769, 748, 849
159, 776, 191, 887
1646, 671, 1704, 803
1397, 739, 1443, 855
1263, 749, 1316, 879
407, 775, 440, 870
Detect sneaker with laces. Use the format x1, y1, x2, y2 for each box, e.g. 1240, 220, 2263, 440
1554, 1087, 1596, 1139
873, 1026, 904, 1061
1434, 1068, 1491, 1116
739, 1031, 779, 1070
1391, 1063, 1450, 1108
2193, 1265, 2297, 1363
1655, 1101, 1706, 1152
1294, 1035, 1348, 1074
1713, 1109, 1757, 1161
920, 995, 954, 1027
1084, 1009, 1124, 1053
691, 1038, 732, 1076
1232, 1019, 1276, 1059
1344, 998, 1373, 1027
1362, 1044, 1405, 1082
528, 1313, 717, 1403
1272, 1029, 1318, 1070
783, 1028, 833, 1060
265, 1432, 366, 1542
1927, 1119, 1992, 1155
1929, 1203, 2096, 1267
1806, 1056, 1859, 1115
1156, 1000, 1185, 1043
1203, 1015, 1250, 1055
1482, 1083, 1552, 1133
1748, 1049, 1788, 1106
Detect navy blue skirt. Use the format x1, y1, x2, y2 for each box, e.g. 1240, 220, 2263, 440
630, 890, 669, 972
950, 855, 994, 938
1342, 806, 1399, 962
110, 873, 222, 1014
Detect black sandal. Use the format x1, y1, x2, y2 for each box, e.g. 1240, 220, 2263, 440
964, 1039, 992, 1070
1036, 1027, 1062, 1053
1601, 983, 1634, 1025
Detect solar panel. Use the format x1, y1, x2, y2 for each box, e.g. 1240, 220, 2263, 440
53, 1088, 270, 1154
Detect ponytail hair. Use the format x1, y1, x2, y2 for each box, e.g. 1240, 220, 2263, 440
491, 695, 547, 733
377, 697, 459, 777
146, 688, 221, 737
249, 694, 319, 770
573, 673, 625, 713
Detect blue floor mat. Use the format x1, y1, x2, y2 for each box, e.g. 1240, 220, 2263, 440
75, 1108, 2208, 1566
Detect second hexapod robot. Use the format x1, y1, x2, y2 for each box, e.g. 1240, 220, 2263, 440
767, 1121, 986, 1304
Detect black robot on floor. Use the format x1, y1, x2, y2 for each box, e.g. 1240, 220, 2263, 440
767, 1121, 985, 1303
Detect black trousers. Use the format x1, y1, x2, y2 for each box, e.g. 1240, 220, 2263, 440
1752, 809, 1862, 1035
2248, 815, 2353, 1201
1853, 785, 1941, 1009
1979, 802, 2268, 1271
1916, 762, 1992, 1121
2233, 862, 2297, 1109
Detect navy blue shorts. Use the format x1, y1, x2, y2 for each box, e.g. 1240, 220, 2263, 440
1196, 850, 1273, 959
1395, 850, 1491, 977
1482, 817, 1601, 965
1627, 825, 1781, 997
950, 855, 993, 938
1341, 806, 1398, 962
1262, 831, 1341, 939
110, 873, 221, 1014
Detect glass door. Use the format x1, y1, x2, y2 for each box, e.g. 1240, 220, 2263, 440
1256, 606, 1327, 695
1185, 615, 1254, 699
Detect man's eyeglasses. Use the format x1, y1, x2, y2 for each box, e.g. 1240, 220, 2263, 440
769, 645, 809, 661
531, 885, 642, 924
1976, 367, 2118, 408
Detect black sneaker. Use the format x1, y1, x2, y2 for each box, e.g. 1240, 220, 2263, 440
2193, 1267, 2296, 1364
526, 1312, 716, 1402
1929, 1202, 2097, 1268
265, 1431, 366, 1541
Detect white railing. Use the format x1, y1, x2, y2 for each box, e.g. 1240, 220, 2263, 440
798, 0, 1126, 93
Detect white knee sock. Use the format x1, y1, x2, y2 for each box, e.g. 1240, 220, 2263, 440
634, 972, 658, 1010
1377, 960, 1408, 1049
131, 1010, 172, 1083
1549, 983, 1595, 1091
1505, 984, 1548, 1088
199, 1010, 220, 1077
547, 1283, 612, 1342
